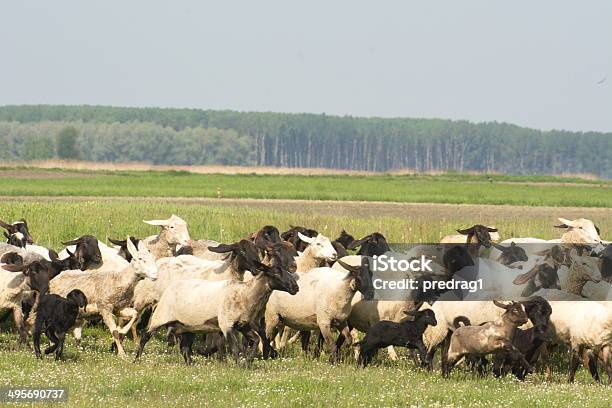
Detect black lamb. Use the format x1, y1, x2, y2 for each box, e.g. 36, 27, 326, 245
357, 309, 437, 367
33, 289, 87, 360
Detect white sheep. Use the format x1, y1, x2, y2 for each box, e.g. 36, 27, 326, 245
49, 239, 158, 357
141, 215, 191, 259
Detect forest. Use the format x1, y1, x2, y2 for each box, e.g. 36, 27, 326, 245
0, 105, 610, 177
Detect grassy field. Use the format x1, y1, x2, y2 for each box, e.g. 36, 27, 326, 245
0, 199, 611, 407
1, 170, 611, 407
0, 167, 611, 207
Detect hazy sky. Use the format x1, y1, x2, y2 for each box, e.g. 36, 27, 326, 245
1, 1, 610, 132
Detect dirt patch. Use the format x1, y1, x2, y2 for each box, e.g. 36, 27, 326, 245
0, 170, 96, 179
3, 196, 611, 220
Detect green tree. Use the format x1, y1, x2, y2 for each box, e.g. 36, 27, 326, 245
55, 126, 79, 159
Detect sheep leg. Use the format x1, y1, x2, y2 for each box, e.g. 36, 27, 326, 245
264, 316, 281, 359
32, 317, 44, 359
387, 346, 399, 361
225, 327, 243, 363
100, 309, 126, 357
582, 348, 600, 383
600, 346, 612, 385
73, 320, 84, 347
239, 325, 261, 365
54, 332, 66, 360
415, 340, 429, 368
44, 328, 59, 355
319, 323, 339, 363
350, 329, 361, 360
276, 327, 292, 349
178, 333, 195, 365
116, 308, 138, 336
12, 307, 29, 348
134, 327, 158, 361
568, 348, 581, 383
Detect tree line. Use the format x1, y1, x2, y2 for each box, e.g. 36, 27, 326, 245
0, 105, 610, 177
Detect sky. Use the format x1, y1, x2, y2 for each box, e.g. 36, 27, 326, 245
1, 1, 610, 132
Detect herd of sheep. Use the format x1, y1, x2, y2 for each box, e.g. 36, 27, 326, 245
0, 215, 611, 384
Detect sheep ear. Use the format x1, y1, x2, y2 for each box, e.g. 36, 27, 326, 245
108, 237, 126, 246
48, 249, 59, 262
555, 218, 574, 228
62, 237, 84, 246
208, 243, 236, 253
297, 232, 314, 244
486, 227, 498, 232
336, 259, 359, 275
3, 231, 9, 239
0, 220, 13, 231
513, 265, 539, 285
493, 300, 510, 309
126, 236, 139, 258
143, 219, 169, 227
347, 235, 370, 250
2, 263, 25, 272
457, 227, 474, 235
403, 310, 418, 316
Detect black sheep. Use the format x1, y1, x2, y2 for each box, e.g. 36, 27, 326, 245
33, 289, 87, 360
357, 309, 437, 367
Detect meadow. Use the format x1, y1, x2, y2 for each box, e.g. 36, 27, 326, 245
1, 171, 612, 407
1, 167, 611, 207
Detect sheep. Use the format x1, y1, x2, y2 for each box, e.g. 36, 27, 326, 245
131, 239, 267, 330
141, 215, 191, 259
1, 259, 53, 345
57, 235, 104, 271
32, 289, 87, 360
555, 217, 602, 244
330, 230, 354, 260
282, 226, 318, 252
178, 225, 280, 262
356, 309, 437, 367
488, 296, 553, 380
264, 259, 374, 363
440, 225, 499, 246
135, 243, 299, 365
295, 232, 338, 271
545, 301, 612, 383
347, 233, 390, 257
489, 242, 528, 266
442, 301, 531, 378
5, 231, 27, 248
48, 239, 158, 357
0, 219, 34, 245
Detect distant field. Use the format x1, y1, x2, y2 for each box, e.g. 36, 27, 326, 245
0, 167, 611, 207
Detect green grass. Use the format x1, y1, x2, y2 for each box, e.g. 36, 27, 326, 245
1, 168, 611, 207
0, 326, 610, 408
1, 195, 611, 407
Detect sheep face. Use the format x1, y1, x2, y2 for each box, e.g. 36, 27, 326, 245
521, 296, 552, 339
348, 232, 390, 257
251, 226, 282, 250
127, 239, 158, 281
493, 301, 529, 326
5, 231, 27, 248
298, 232, 337, 263
334, 230, 355, 249
62, 235, 102, 270
405, 308, 438, 327
337, 259, 374, 300
144, 214, 190, 247
570, 256, 602, 284
2, 260, 52, 295
457, 225, 499, 248
209, 239, 264, 275
0, 219, 34, 244
555, 218, 601, 243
